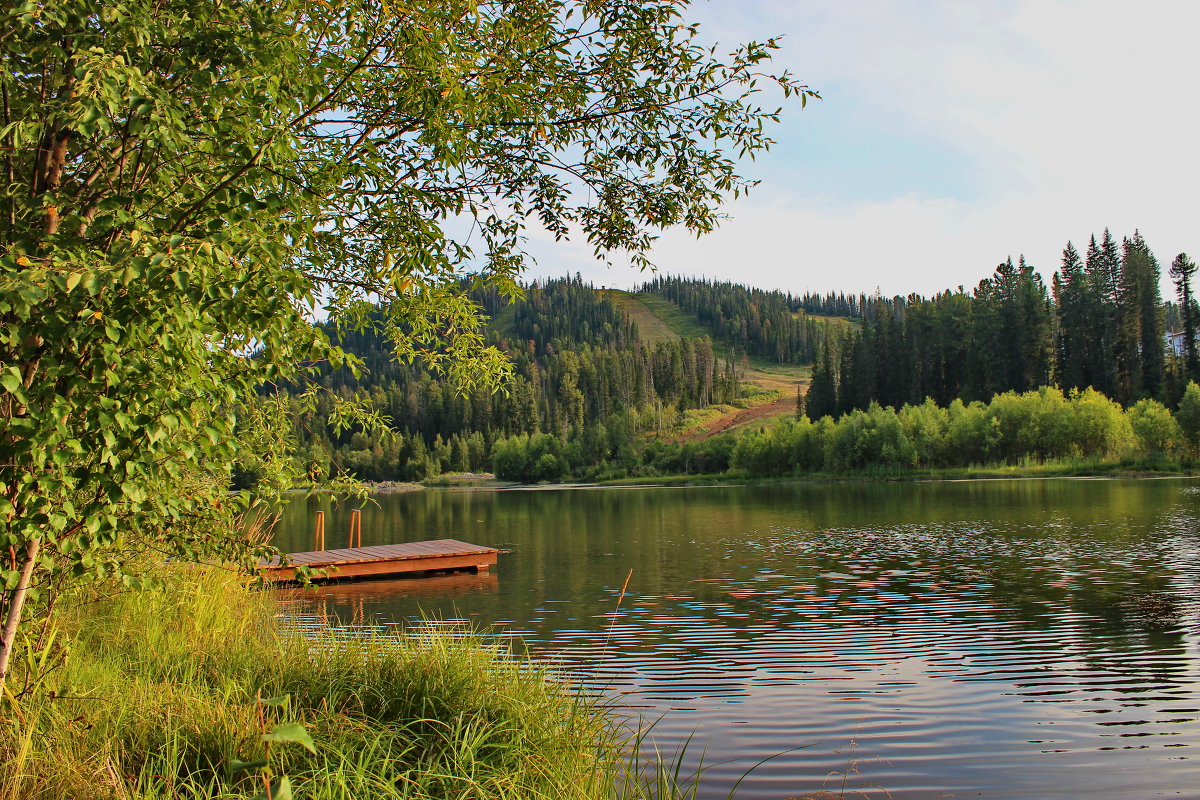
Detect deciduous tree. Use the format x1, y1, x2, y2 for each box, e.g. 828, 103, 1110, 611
0, 0, 812, 692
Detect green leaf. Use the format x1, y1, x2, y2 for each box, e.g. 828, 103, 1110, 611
251, 776, 292, 800
229, 758, 268, 773
257, 694, 290, 708
261, 722, 315, 754
66, 272, 83, 292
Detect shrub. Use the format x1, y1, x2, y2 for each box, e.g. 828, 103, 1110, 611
1129, 399, 1181, 457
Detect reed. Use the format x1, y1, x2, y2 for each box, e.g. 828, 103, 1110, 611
0, 566, 702, 800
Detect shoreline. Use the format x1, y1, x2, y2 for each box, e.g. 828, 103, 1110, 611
313, 462, 1200, 496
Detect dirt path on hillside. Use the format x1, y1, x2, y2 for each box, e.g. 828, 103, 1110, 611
683, 395, 798, 441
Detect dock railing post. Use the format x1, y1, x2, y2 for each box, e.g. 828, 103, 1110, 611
350, 509, 361, 548
314, 511, 325, 551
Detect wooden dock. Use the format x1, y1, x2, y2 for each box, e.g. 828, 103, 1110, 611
260, 538, 498, 584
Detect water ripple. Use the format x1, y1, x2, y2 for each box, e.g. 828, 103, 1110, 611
275, 478, 1200, 800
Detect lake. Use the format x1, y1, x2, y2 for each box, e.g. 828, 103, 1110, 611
273, 478, 1200, 800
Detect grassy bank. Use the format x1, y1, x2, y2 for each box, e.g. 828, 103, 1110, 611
0, 568, 690, 800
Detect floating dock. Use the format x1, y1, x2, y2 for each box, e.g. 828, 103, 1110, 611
260, 538, 498, 584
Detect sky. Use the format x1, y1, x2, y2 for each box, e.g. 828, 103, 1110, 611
520, 0, 1200, 299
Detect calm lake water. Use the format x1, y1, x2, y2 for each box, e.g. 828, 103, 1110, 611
274, 478, 1200, 800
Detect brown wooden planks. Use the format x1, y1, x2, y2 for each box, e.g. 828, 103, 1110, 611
259, 538, 499, 584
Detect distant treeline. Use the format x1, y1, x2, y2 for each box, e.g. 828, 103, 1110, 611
490, 429, 736, 482
641, 275, 834, 364
507, 276, 639, 355
799, 291, 866, 318
806, 230, 1198, 417
736, 383, 1200, 476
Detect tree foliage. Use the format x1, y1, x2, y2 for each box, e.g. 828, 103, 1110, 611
1169, 253, 1198, 379
277, 276, 741, 484
735, 386, 1154, 476
806, 228, 1190, 415
0, 0, 812, 689
644, 275, 837, 363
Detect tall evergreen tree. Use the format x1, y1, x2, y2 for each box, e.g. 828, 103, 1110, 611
1081, 230, 1122, 396
1015, 255, 1054, 390
805, 337, 839, 419
968, 257, 1050, 396
1135, 235, 1167, 399
1115, 236, 1138, 401
1053, 242, 1088, 390
1100, 229, 1123, 301
1169, 253, 1199, 379
1116, 232, 1166, 401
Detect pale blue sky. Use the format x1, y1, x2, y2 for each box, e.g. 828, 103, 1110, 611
522, 0, 1200, 298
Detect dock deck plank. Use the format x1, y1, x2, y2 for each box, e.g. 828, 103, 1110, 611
260, 538, 498, 583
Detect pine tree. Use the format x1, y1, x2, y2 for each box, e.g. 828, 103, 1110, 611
1169, 253, 1199, 379
1053, 242, 1088, 390
805, 337, 838, 419
1015, 255, 1054, 390
1083, 231, 1120, 396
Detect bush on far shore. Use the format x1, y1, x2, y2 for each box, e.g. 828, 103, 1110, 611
731, 385, 1194, 476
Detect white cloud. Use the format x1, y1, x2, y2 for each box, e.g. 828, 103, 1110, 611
528, 1, 1200, 297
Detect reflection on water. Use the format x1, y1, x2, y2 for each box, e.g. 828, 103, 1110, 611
276, 572, 499, 626
275, 479, 1200, 800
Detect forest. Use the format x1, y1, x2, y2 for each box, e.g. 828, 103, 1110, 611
274, 276, 742, 483
271, 228, 1200, 484
806, 229, 1195, 416
642, 275, 831, 363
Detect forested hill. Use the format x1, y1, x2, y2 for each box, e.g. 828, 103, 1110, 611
280, 276, 755, 483
641, 275, 847, 364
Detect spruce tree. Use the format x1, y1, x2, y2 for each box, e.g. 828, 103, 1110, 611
1016, 255, 1054, 391
805, 337, 839, 420
1115, 236, 1143, 402
1100, 229, 1123, 300
1134, 233, 1166, 399
1053, 242, 1088, 391
1112, 232, 1166, 401
1083, 231, 1120, 396
1169, 253, 1199, 379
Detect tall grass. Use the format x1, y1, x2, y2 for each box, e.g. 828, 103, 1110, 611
0, 567, 698, 800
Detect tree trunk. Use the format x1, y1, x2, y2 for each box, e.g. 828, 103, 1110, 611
0, 538, 41, 696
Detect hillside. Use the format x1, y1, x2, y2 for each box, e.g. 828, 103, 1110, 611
599, 289, 681, 345
279, 274, 853, 485
602, 289, 814, 439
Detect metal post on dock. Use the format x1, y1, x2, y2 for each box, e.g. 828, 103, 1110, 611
314, 511, 325, 551
350, 509, 362, 548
